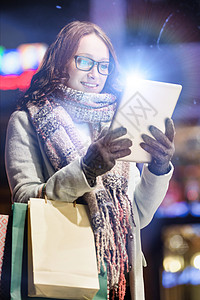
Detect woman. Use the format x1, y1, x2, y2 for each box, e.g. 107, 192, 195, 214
5, 21, 175, 300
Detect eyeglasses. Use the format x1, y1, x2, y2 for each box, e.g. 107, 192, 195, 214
74, 55, 114, 76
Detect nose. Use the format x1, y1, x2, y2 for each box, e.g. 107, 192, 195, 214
87, 64, 99, 79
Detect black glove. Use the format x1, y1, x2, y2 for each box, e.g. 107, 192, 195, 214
81, 127, 132, 185
140, 118, 175, 175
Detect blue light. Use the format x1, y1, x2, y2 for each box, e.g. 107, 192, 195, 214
162, 267, 200, 288
0, 49, 22, 75
190, 202, 200, 217
162, 271, 178, 288
156, 202, 189, 218
178, 267, 200, 285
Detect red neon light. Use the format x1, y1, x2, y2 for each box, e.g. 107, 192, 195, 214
0, 70, 37, 90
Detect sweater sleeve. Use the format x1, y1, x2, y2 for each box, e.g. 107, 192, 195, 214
5, 110, 94, 203
134, 163, 173, 229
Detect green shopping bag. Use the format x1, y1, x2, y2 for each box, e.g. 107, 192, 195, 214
10, 202, 27, 300
93, 264, 107, 300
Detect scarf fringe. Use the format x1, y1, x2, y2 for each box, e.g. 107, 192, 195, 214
94, 174, 135, 300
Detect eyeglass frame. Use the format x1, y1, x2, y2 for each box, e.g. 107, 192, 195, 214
74, 55, 114, 76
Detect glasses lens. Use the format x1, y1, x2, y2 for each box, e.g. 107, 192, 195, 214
98, 62, 109, 75
99, 62, 114, 75
76, 56, 93, 71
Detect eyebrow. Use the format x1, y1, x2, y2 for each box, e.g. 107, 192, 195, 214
77, 53, 110, 61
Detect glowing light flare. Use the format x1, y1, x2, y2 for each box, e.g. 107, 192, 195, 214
125, 70, 148, 89
1, 50, 22, 75
163, 256, 184, 273
157, 13, 174, 49
126, 9, 200, 100
18, 43, 47, 70
191, 253, 200, 270
127, 6, 199, 47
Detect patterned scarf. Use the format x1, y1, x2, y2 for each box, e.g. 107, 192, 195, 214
26, 85, 135, 299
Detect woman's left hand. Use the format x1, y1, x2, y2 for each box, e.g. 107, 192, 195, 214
140, 118, 175, 175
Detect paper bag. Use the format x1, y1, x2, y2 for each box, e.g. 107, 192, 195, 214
28, 198, 99, 299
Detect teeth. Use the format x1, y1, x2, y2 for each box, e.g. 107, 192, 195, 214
82, 82, 98, 87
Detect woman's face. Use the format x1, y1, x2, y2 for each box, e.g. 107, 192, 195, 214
67, 33, 110, 93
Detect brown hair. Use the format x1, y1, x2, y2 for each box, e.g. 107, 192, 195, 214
21, 21, 120, 105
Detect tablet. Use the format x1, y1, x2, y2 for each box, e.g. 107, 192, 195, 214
111, 79, 182, 162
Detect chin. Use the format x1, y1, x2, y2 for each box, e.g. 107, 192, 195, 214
82, 87, 101, 94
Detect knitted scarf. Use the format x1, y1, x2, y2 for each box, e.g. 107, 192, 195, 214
26, 85, 135, 300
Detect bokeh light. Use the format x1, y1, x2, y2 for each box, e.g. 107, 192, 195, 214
191, 253, 200, 270
163, 255, 184, 273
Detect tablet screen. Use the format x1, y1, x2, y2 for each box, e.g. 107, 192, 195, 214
111, 79, 182, 162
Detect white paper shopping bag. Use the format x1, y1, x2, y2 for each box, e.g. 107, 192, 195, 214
28, 198, 99, 299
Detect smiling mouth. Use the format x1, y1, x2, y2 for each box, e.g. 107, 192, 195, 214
81, 82, 99, 88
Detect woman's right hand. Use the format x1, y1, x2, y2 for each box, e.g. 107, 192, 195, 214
81, 127, 132, 180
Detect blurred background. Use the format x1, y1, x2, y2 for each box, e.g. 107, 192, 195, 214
0, 0, 200, 299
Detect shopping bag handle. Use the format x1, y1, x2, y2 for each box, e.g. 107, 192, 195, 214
44, 193, 77, 208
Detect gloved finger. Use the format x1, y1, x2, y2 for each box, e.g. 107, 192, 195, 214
165, 118, 175, 142
149, 125, 172, 149
109, 138, 132, 153
140, 142, 170, 162
141, 134, 167, 155
96, 126, 110, 140
103, 127, 127, 145
112, 148, 131, 159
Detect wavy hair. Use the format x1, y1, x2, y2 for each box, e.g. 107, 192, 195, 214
20, 21, 120, 107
